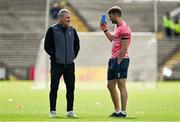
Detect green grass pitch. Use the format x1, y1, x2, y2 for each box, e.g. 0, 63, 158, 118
0, 81, 180, 122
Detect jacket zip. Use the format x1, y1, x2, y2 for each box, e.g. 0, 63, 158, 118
64, 29, 67, 68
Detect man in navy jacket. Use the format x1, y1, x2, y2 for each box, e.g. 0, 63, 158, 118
44, 9, 80, 118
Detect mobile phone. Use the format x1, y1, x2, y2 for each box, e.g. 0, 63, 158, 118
101, 14, 106, 24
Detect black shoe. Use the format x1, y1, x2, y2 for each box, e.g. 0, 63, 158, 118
109, 112, 127, 118
109, 112, 118, 117
117, 112, 126, 118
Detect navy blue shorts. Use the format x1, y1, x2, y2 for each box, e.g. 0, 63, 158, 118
107, 58, 130, 80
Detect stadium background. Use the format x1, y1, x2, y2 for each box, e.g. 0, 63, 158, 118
0, 0, 179, 81
0, 0, 180, 121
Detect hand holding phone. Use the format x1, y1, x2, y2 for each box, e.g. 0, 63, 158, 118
100, 14, 108, 31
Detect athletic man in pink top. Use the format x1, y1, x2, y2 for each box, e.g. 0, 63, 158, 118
100, 6, 131, 117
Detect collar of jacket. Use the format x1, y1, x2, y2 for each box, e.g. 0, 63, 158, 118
57, 23, 68, 29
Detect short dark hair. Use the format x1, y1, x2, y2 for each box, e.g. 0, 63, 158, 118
108, 6, 122, 17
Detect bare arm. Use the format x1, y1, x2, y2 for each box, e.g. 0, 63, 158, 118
117, 39, 128, 64
100, 23, 113, 42
104, 31, 113, 42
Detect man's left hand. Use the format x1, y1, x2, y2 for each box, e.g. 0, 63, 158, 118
117, 57, 122, 64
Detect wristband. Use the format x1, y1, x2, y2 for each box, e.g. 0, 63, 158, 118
104, 29, 108, 33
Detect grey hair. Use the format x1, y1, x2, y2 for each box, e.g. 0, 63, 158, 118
58, 9, 70, 18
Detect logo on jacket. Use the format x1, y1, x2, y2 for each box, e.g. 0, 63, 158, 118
69, 31, 72, 36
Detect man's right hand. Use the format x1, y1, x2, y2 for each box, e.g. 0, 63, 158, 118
100, 21, 113, 42
100, 22, 108, 31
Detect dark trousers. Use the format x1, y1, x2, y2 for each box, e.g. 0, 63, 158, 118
49, 61, 75, 112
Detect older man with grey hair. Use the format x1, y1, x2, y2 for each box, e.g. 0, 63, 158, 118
44, 9, 80, 118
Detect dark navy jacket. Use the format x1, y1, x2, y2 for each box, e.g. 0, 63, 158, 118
44, 23, 80, 65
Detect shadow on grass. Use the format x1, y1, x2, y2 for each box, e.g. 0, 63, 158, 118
55, 116, 79, 119
108, 116, 137, 120
125, 117, 136, 120
49, 116, 137, 121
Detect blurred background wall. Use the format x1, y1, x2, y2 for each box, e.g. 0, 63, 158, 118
0, 0, 179, 83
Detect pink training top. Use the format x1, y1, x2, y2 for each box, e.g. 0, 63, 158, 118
111, 20, 131, 59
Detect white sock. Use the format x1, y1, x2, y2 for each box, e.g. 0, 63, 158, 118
115, 109, 121, 114
121, 110, 126, 114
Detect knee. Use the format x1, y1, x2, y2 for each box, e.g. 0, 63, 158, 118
107, 83, 115, 90
50, 86, 59, 93
118, 85, 126, 92
66, 84, 75, 91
